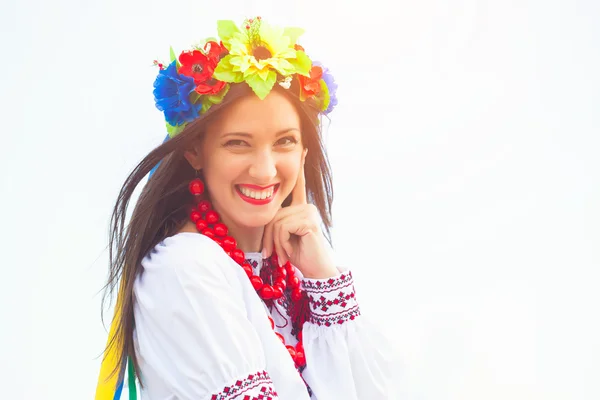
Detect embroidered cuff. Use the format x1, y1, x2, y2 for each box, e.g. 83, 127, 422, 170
301, 271, 361, 327
210, 370, 278, 400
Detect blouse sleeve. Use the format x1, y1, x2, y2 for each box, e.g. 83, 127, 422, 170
300, 270, 401, 399
133, 235, 281, 400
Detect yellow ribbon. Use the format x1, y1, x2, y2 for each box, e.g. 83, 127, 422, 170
95, 287, 124, 400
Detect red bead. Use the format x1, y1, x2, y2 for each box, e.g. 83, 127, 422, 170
286, 345, 296, 359
205, 210, 219, 224
250, 276, 264, 290
295, 341, 304, 352
188, 178, 204, 195
190, 210, 202, 222
195, 219, 208, 231
213, 237, 223, 247
232, 249, 245, 264
272, 285, 284, 299
260, 285, 274, 299
286, 264, 295, 276
201, 227, 215, 239
242, 262, 253, 278
295, 351, 306, 367
277, 267, 287, 279
275, 277, 287, 290
197, 200, 211, 213
214, 223, 228, 237
275, 332, 285, 343
222, 236, 236, 251
288, 275, 300, 289
291, 288, 303, 301
268, 317, 275, 329
297, 330, 303, 343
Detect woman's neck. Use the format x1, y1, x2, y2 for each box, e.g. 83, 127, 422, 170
178, 216, 265, 254
223, 222, 265, 254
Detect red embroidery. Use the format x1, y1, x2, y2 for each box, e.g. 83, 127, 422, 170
301, 272, 361, 326
301, 272, 354, 294
309, 305, 361, 327
310, 290, 356, 312
210, 370, 279, 400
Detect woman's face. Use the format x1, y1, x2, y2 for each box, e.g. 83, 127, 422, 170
197, 90, 304, 230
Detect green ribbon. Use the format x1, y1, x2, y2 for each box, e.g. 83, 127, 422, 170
127, 357, 137, 400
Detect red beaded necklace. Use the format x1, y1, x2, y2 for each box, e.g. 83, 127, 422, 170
188, 178, 308, 369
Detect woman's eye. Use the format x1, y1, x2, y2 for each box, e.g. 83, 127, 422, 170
276, 136, 298, 146
224, 139, 249, 147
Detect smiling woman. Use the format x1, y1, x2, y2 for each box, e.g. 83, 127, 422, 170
96, 17, 398, 400
181, 91, 308, 243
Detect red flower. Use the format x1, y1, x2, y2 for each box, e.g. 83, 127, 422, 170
195, 78, 227, 95
298, 66, 323, 99
204, 40, 228, 63
179, 41, 229, 96
178, 50, 215, 84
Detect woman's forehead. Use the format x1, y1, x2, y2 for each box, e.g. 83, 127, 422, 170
209, 92, 301, 136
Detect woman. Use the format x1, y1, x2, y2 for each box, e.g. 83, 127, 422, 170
96, 17, 397, 400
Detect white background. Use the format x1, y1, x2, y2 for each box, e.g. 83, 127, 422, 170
1, 0, 599, 399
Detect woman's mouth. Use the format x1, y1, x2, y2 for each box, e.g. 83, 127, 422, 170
235, 184, 280, 205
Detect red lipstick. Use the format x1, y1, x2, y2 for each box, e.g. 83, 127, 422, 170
235, 184, 279, 205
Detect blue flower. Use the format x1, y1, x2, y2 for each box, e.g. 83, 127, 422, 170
314, 61, 338, 115
153, 61, 201, 126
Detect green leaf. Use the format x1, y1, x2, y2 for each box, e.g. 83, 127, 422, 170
213, 55, 244, 83
283, 27, 304, 45
169, 46, 181, 68
189, 91, 202, 104
200, 84, 231, 114
166, 122, 186, 138
245, 70, 277, 100
289, 50, 311, 76
201, 101, 213, 114
217, 20, 240, 47
207, 84, 230, 104
319, 79, 330, 111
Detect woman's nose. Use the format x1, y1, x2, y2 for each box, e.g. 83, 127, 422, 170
248, 150, 277, 182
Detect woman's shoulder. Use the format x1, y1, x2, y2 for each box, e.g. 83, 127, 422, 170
142, 232, 236, 277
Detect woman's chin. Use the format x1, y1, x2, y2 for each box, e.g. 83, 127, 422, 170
236, 213, 277, 229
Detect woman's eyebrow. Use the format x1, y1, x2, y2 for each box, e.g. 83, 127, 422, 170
221, 128, 301, 139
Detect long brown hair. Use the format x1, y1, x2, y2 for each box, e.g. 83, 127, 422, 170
101, 82, 334, 383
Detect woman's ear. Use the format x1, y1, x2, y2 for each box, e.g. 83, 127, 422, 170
183, 140, 203, 170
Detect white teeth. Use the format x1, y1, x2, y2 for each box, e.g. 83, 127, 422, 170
239, 186, 275, 200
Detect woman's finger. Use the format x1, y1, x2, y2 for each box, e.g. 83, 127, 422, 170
291, 149, 308, 206
262, 220, 274, 258
273, 221, 287, 266
279, 221, 294, 259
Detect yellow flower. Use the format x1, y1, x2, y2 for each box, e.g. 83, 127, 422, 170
213, 19, 311, 99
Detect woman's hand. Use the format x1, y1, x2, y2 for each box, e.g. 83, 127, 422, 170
262, 150, 338, 279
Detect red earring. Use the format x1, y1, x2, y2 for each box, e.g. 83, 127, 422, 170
189, 170, 205, 198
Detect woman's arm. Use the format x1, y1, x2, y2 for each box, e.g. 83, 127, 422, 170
299, 269, 401, 399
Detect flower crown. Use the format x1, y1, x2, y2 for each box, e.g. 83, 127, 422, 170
153, 17, 339, 138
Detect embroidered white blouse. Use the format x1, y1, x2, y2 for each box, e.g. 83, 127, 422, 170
133, 232, 398, 399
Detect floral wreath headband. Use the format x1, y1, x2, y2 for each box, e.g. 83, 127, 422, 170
153, 17, 338, 138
